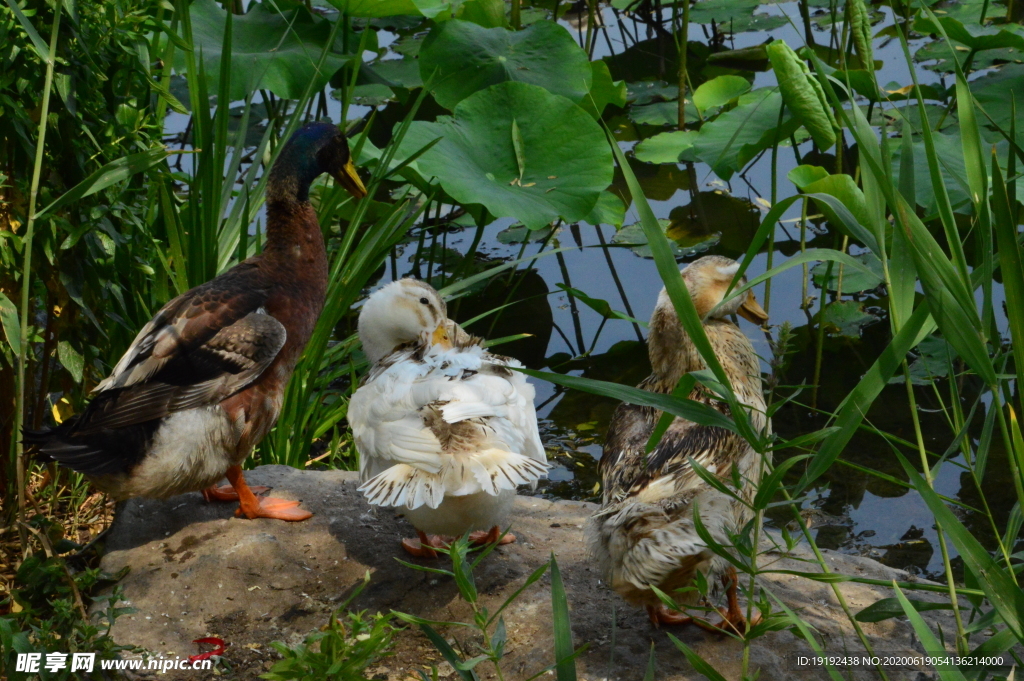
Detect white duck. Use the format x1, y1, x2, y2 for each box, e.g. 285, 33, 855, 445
349, 279, 549, 557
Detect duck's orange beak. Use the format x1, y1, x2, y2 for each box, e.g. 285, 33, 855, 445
738, 292, 768, 325
332, 158, 367, 199
431, 322, 452, 349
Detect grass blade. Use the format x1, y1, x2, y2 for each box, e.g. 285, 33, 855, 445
550, 554, 576, 681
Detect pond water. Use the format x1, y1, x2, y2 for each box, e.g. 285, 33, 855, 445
170, 0, 1018, 579
364, 1, 1014, 580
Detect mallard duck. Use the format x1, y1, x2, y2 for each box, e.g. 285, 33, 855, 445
349, 279, 549, 557
585, 255, 769, 631
26, 121, 367, 521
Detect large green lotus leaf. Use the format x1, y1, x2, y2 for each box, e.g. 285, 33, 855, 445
692, 75, 751, 114
693, 88, 798, 180
914, 15, 1024, 52
580, 60, 627, 119
181, 0, 351, 100
419, 20, 592, 110
634, 130, 698, 164
970, 63, 1024, 132
403, 82, 613, 230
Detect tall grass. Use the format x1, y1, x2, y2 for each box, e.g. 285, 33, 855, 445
515, 2, 1024, 677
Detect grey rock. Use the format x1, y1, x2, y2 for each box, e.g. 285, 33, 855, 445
97, 466, 974, 680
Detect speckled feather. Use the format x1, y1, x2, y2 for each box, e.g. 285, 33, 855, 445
586, 256, 770, 608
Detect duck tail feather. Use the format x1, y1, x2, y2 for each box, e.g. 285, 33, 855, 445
357, 464, 445, 510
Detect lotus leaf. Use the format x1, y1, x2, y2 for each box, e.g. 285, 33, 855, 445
692, 75, 751, 114
628, 101, 700, 127
180, 0, 352, 101
767, 41, 837, 150
585, 191, 626, 227
612, 219, 719, 259
692, 88, 799, 180
403, 82, 613, 230
914, 15, 1024, 52
970, 63, 1024, 132
419, 20, 592, 110
688, 0, 788, 32
625, 81, 680, 105
819, 300, 879, 337
634, 130, 698, 164
811, 253, 884, 293
580, 60, 627, 119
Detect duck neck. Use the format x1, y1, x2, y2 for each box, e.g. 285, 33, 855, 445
647, 299, 705, 392
262, 158, 325, 259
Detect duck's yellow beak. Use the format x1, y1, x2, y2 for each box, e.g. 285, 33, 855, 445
738, 292, 769, 325
431, 322, 452, 349
332, 158, 368, 199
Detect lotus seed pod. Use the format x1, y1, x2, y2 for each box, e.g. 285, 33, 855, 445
767, 40, 838, 150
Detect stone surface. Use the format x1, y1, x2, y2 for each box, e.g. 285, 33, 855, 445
98, 465, 963, 680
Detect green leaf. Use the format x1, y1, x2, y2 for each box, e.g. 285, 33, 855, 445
557, 284, 645, 324
612, 218, 719, 259
0, 292, 20, 358
511, 118, 526, 181
892, 585, 969, 680
693, 88, 795, 180
692, 75, 751, 114
895, 194, 997, 387
811, 253, 884, 293
634, 130, 698, 164
666, 634, 729, 681
970, 64, 1024, 132
855, 596, 953, 623
515, 367, 738, 432
787, 164, 829, 188
584, 191, 626, 227
404, 82, 613, 230
550, 555, 576, 681
57, 341, 84, 383
753, 454, 809, 510
767, 41, 837, 149
3, 0, 51, 62
628, 100, 699, 127
36, 148, 171, 219
687, 0, 787, 32
797, 304, 936, 492
625, 80, 678, 105
896, 450, 1024, 641
178, 0, 352, 100
419, 20, 592, 110
580, 59, 626, 119
914, 14, 1024, 52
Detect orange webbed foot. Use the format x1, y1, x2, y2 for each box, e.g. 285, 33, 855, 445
468, 525, 515, 547
401, 531, 449, 558
647, 604, 694, 627
203, 484, 269, 502
235, 497, 313, 521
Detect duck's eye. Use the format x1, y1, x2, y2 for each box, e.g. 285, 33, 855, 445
419, 297, 429, 305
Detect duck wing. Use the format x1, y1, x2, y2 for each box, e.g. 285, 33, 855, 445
599, 400, 744, 503
351, 347, 548, 510
28, 263, 286, 475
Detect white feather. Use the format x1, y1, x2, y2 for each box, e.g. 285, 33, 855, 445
350, 344, 548, 514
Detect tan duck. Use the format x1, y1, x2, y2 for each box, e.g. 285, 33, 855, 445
349, 279, 549, 557
585, 255, 770, 631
